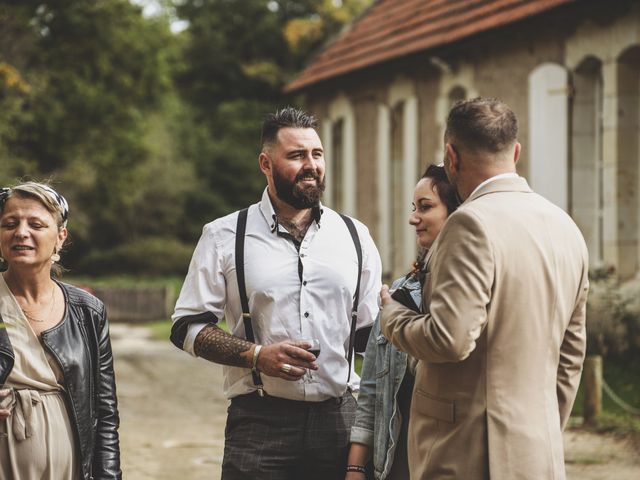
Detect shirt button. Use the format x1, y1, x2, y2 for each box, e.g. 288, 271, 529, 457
300, 253, 306, 258
303, 281, 307, 286
304, 312, 309, 318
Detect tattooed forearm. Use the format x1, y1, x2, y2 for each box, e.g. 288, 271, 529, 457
194, 324, 253, 367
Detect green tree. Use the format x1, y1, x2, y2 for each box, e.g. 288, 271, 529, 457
0, 1, 194, 273
0, 0, 372, 276
173, 0, 372, 229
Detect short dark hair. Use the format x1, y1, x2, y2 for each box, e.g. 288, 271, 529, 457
444, 97, 518, 153
261, 106, 317, 148
422, 164, 459, 214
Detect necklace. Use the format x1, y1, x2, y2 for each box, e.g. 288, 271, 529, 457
20, 285, 56, 323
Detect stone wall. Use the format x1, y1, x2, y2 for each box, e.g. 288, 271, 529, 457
303, 0, 640, 279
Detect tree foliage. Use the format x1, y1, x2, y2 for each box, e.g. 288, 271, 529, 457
173, 0, 371, 234
0, 0, 186, 271
0, 0, 371, 275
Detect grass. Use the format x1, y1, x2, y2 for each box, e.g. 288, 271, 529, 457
147, 319, 228, 341
571, 358, 640, 436
146, 319, 174, 341
355, 355, 363, 376
63, 275, 185, 295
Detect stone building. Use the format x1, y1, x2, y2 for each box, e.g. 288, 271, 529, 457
286, 0, 640, 281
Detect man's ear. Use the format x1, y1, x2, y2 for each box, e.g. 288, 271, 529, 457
258, 151, 271, 176
513, 142, 521, 165
445, 143, 460, 174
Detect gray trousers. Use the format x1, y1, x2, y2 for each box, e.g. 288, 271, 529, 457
221, 391, 356, 480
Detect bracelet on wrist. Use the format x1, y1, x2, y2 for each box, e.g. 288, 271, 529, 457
252, 344, 262, 371
346, 465, 366, 474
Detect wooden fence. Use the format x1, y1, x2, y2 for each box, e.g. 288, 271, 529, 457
92, 286, 175, 323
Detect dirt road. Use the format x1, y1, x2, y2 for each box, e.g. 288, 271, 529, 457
114, 324, 226, 479
111, 324, 640, 480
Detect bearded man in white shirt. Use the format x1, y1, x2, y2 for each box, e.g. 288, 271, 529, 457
171, 107, 382, 480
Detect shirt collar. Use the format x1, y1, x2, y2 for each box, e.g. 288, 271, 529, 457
468, 172, 519, 199
258, 187, 324, 233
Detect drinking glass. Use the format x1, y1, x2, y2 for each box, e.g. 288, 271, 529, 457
299, 338, 320, 381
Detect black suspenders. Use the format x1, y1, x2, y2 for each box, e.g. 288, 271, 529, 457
339, 214, 362, 384
235, 208, 363, 393
235, 208, 265, 394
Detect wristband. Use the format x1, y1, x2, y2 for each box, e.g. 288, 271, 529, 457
346, 465, 366, 474
252, 345, 262, 371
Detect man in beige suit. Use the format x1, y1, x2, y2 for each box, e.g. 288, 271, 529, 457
380, 98, 589, 480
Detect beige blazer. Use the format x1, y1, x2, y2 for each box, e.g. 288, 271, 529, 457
381, 176, 588, 480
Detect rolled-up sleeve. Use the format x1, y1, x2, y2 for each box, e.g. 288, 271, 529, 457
171, 222, 227, 355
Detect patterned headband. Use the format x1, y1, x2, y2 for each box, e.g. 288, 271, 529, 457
0, 185, 69, 224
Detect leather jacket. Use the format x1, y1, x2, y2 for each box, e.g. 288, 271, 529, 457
0, 281, 121, 480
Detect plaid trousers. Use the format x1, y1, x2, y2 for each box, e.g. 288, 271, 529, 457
221, 391, 356, 480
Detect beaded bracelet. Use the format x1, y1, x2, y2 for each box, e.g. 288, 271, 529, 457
346, 465, 366, 474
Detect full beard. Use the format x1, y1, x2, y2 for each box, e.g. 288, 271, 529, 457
273, 169, 326, 209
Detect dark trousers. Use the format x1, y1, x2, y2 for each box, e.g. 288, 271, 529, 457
221, 391, 356, 480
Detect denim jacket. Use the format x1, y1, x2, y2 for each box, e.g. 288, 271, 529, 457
350, 274, 422, 479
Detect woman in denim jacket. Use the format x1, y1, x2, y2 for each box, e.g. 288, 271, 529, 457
345, 165, 458, 480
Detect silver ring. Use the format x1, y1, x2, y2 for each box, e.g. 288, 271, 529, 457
281, 363, 292, 374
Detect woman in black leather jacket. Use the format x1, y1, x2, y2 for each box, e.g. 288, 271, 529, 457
0, 182, 121, 480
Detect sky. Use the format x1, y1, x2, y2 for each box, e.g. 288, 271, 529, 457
130, 0, 189, 33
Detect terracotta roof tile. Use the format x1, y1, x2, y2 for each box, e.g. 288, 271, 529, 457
285, 0, 577, 92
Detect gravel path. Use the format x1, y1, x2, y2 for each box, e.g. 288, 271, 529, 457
113, 324, 226, 479
110, 324, 640, 479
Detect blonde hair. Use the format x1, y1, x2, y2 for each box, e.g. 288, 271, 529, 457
0, 182, 68, 276
1, 182, 67, 229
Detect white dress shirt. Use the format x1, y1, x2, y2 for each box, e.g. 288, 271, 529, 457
468, 172, 519, 198
172, 188, 382, 401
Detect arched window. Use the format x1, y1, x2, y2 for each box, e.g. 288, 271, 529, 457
322, 96, 356, 215
331, 118, 345, 210
572, 56, 604, 265
389, 101, 406, 279
435, 80, 474, 162
377, 78, 419, 281
528, 63, 569, 211
616, 46, 640, 278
